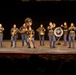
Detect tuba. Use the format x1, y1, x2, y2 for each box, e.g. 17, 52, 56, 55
25, 17, 32, 27
19, 28, 27, 34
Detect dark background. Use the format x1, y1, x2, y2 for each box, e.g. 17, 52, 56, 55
0, 54, 76, 75
0, 1, 76, 40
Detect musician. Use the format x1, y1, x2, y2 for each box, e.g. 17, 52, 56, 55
68, 23, 76, 48
36, 24, 46, 46
19, 23, 28, 46
61, 22, 68, 46
0, 24, 4, 47
27, 27, 35, 48
10, 24, 19, 48
47, 22, 56, 48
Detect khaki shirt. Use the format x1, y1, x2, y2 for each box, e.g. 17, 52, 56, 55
0, 27, 4, 36
36, 27, 46, 35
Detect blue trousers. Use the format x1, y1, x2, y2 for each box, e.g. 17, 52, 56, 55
11, 37, 17, 47
49, 35, 56, 48
0, 36, 3, 47
39, 35, 44, 45
68, 36, 75, 48
63, 34, 67, 46
27, 37, 35, 48
21, 35, 28, 46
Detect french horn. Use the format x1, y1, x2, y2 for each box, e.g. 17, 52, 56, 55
25, 17, 32, 27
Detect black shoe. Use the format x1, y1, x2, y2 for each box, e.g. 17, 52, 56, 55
43, 44, 44, 46
53, 46, 56, 48
40, 44, 42, 46
34, 46, 36, 48
28, 47, 31, 48
68, 47, 71, 48
72, 47, 75, 49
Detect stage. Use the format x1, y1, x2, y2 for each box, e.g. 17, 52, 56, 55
0, 40, 76, 54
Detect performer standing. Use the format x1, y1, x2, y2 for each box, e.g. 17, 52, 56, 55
0, 24, 4, 47
19, 23, 28, 46
68, 23, 76, 48
27, 27, 36, 48
10, 24, 19, 48
47, 22, 56, 48
61, 22, 68, 46
36, 24, 46, 46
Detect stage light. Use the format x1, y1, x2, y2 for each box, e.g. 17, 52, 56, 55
21, 0, 30, 1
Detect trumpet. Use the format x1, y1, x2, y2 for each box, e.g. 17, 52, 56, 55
68, 26, 75, 30
0, 28, 4, 33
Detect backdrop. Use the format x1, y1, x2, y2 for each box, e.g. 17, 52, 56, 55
0, 1, 76, 40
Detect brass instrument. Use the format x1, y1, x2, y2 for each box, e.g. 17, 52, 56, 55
0, 28, 4, 33
68, 26, 75, 30
40, 28, 45, 35
0, 28, 2, 33
29, 31, 34, 41
25, 17, 32, 27
48, 26, 53, 30
11, 30, 16, 37
28, 31, 34, 48
19, 28, 27, 34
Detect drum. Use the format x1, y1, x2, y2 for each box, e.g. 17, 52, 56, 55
54, 27, 63, 37
54, 27, 63, 45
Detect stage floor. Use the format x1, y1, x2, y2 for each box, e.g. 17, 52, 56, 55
0, 40, 76, 54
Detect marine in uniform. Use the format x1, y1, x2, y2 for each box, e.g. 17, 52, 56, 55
27, 27, 35, 48
10, 24, 19, 48
61, 22, 68, 46
19, 23, 28, 46
0, 24, 4, 47
47, 22, 56, 48
36, 24, 46, 45
68, 23, 76, 48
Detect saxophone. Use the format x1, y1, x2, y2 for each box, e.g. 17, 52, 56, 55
12, 30, 16, 37
29, 31, 34, 41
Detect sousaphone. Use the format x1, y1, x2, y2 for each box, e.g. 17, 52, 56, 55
25, 17, 32, 27
25, 17, 33, 48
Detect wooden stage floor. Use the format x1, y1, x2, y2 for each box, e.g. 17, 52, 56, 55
0, 40, 76, 54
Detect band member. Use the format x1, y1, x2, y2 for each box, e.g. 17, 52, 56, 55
61, 22, 68, 46
68, 23, 76, 48
47, 22, 56, 48
10, 24, 19, 48
36, 24, 46, 46
19, 23, 28, 46
27, 27, 35, 48
0, 24, 4, 47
